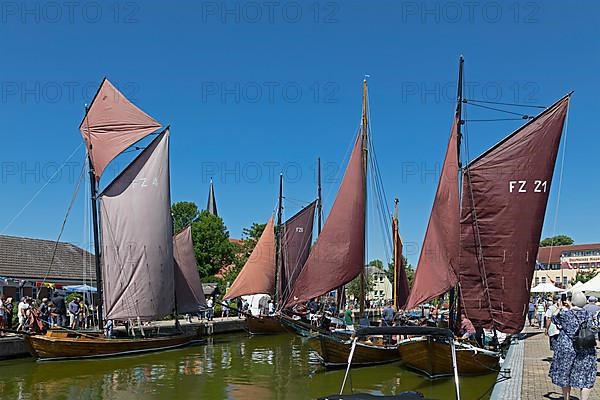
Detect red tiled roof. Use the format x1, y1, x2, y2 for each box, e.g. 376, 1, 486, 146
537, 243, 600, 264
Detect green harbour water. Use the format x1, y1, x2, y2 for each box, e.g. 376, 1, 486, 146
0, 333, 498, 400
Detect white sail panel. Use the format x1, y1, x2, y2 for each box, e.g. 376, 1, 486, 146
99, 130, 174, 321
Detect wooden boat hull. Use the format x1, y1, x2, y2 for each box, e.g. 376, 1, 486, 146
245, 314, 288, 335
397, 337, 499, 378
24, 331, 197, 361
315, 334, 401, 368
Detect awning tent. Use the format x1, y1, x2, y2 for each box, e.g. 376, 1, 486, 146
531, 282, 562, 293
64, 284, 97, 293
578, 274, 600, 294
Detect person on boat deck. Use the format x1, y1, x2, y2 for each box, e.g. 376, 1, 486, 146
382, 302, 394, 326
51, 292, 67, 327
68, 297, 81, 329
267, 300, 274, 315
38, 298, 50, 329
343, 305, 354, 331
549, 292, 597, 400
459, 314, 476, 340
236, 297, 243, 318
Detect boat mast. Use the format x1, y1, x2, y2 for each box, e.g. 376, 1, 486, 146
449, 55, 464, 332
393, 198, 399, 310
86, 144, 103, 330
317, 157, 322, 234
359, 78, 369, 315
275, 173, 284, 306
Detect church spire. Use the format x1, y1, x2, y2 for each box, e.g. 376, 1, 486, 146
207, 178, 218, 217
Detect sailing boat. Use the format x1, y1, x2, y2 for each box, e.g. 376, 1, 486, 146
282, 80, 404, 367
25, 79, 198, 360
223, 175, 316, 334
398, 57, 571, 378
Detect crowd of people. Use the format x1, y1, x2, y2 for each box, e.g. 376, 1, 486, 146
0, 292, 96, 334
534, 292, 600, 400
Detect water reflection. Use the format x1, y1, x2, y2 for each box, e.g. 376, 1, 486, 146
0, 333, 497, 400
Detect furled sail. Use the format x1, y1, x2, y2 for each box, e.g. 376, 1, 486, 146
284, 133, 365, 308
278, 201, 317, 308
404, 118, 460, 310
224, 217, 276, 300
393, 217, 410, 309
99, 130, 174, 321
80, 78, 162, 180
459, 95, 570, 334
173, 226, 207, 313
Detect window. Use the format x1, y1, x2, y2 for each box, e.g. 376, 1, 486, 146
556, 277, 561, 283
563, 277, 568, 285
535, 277, 540, 285
542, 277, 546, 283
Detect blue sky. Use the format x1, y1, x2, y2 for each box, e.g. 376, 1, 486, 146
0, 0, 598, 266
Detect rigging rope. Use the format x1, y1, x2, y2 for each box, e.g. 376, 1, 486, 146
36, 158, 86, 300
465, 101, 532, 118
545, 104, 570, 272
465, 98, 546, 109
1, 143, 83, 234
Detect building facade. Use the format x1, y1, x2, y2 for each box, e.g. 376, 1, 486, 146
366, 265, 393, 303
0, 235, 95, 300
534, 243, 600, 288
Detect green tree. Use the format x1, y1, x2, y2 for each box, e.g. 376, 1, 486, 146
574, 270, 599, 284
191, 210, 235, 278
171, 201, 200, 234
385, 256, 415, 288
540, 235, 574, 247
240, 222, 266, 257
346, 274, 374, 301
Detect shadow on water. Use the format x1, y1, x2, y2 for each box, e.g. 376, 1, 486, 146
0, 333, 498, 400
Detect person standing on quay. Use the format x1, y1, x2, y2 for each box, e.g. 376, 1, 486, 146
545, 295, 560, 350
206, 297, 214, 321
68, 297, 80, 329
5, 297, 14, 330
528, 299, 536, 327
549, 292, 597, 400
536, 299, 546, 329
583, 296, 600, 341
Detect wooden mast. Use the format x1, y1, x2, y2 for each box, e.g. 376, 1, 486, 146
83, 101, 104, 331
359, 78, 369, 315
393, 198, 399, 310
275, 173, 284, 306
449, 55, 464, 331
317, 157, 322, 234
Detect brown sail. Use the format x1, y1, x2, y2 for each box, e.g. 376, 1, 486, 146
173, 226, 207, 314
393, 217, 410, 309
459, 95, 570, 333
284, 132, 365, 308
278, 201, 317, 308
404, 118, 460, 310
224, 217, 276, 300
99, 130, 175, 321
80, 78, 162, 180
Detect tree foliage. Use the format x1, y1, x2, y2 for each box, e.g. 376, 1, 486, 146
540, 235, 574, 247
385, 256, 415, 288
240, 222, 266, 257
574, 270, 599, 284
346, 273, 374, 301
191, 210, 235, 278
171, 201, 200, 234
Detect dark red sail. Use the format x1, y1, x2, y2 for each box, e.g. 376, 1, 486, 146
404, 118, 460, 310
459, 95, 570, 334
283, 133, 365, 308
278, 201, 317, 308
393, 217, 410, 309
